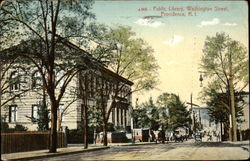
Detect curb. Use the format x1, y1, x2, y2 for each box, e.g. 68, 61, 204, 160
2, 147, 110, 161
110, 142, 162, 146
241, 146, 249, 152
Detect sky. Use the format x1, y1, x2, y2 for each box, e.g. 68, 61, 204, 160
91, 0, 248, 107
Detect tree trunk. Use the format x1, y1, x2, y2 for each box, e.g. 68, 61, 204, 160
42, 84, 49, 130
49, 101, 58, 153
228, 127, 232, 141
83, 104, 88, 149
229, 88, 237, 142
229, 52, 237, 142
79, 74, 89, 149
103, 120, 108, 146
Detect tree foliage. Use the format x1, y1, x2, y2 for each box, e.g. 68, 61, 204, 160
157, 93, 191, 130
200, 32, 248, 93
26, 100, 50, 131
200, 33, 248, 141
202, 83, 245, 125
92, 26, 159, 92
133, 97, 160, 130
133, 93, 191, 131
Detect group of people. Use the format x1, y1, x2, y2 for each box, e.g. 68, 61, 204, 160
205, 131, 221, 142
150, 130, 166, 144
195, 130, 221, 142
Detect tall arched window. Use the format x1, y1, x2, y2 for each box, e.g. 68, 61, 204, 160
32, 71, 42, 89
10, 71, 20, 91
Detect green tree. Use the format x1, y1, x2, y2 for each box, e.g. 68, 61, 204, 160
133, 98, 160, 130
27, 99, 50, 131
201, 82, 245, 140
200, 32, 248, 141
132, 108, 149, 129
157, 93, 191, 130
92, 26, 159, 146
142, 97, 160, 130
88, 105, 103, 143
1, 0, 95, 152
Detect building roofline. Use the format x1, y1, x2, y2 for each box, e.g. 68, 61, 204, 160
3, 37, 134, 86
57, 36, 134, 86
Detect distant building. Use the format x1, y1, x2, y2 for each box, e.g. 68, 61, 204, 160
191, 91, 249, 141
191, 107, 221, 134
236, 91, 249, 140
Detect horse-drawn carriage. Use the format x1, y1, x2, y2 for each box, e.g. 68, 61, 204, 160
173, 127, 188, 142
194, 131, 202, 142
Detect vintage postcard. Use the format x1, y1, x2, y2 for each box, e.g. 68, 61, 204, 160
0, 0, 249, 160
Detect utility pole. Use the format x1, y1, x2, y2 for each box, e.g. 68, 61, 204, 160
188, 93, 199, 134
190, 94, 194, 133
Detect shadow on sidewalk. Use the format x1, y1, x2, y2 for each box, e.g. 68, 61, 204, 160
195, 141, 249, 148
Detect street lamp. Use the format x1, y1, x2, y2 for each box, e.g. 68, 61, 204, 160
199, 71, 207, 87
199, 74, 203, 87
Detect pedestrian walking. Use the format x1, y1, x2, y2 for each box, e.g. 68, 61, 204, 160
162, 130, 166, 144
150, 130, 156, 143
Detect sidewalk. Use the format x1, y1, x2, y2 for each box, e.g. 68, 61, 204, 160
1, 142, 155, 161
1, 145, 109, 161
223, 140, 250, 152
108, 141, 158, 146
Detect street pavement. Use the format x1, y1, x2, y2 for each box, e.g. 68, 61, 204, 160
33, 140, 249, 160
1, 142, 153, 161
1, 145, 109, 161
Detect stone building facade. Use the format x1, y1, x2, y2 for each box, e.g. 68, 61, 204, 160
1, 45, 133, 131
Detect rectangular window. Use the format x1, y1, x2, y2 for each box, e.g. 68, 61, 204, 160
9, 105, 17, 122
32, 105, 39, 119
10, 83, 19, 91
